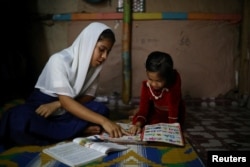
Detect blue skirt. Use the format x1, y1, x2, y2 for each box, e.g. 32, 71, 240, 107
0, 89, 109, 147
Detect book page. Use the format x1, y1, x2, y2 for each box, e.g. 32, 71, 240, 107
142, 123, 184, 146
85, 142, 129, 153
73, 137, 129, 154
43, 142, 106, 167
100, 132, 143, 143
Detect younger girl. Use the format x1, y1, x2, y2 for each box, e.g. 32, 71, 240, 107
129, 51, 186, 135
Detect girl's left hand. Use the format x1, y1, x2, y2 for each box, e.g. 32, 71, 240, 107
129, 124, 142, 136
35, 101, 60, 118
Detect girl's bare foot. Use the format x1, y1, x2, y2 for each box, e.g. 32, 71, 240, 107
83, 126, 101, 136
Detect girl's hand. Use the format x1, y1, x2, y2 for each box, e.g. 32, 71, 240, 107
101, 120, 131, 138
36, 101, 61, 118
129, 123, 142, 135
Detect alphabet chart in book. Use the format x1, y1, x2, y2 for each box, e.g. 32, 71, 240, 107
142, 123, 184, 146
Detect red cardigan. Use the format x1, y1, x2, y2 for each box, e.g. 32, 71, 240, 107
132, 71, 184, 126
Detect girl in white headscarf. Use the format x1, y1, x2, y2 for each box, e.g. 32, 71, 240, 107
0, 22, 129, 147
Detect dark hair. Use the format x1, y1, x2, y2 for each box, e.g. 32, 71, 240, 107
98, 29, 116, 43
145, 51, 176, 87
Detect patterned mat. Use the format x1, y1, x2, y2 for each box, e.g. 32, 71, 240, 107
0, 140, 205, 167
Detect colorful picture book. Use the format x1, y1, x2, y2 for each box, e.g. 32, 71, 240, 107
100, 122, 184, 146
142, 122, 184, 146
43, 137, 129, 167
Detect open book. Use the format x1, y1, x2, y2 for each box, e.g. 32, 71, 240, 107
142, 122, 184, 146
43, 137, 129, 167
100, 122, 184, 146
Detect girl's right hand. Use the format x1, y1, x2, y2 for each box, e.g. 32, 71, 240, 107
101, 119, 131, 138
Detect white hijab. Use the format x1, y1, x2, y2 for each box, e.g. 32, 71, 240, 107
35, 22, 111, 98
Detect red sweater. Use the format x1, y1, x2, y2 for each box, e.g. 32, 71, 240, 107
132, 71, 183, 126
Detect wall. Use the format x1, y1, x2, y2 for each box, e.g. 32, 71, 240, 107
29, 0, 243, 99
